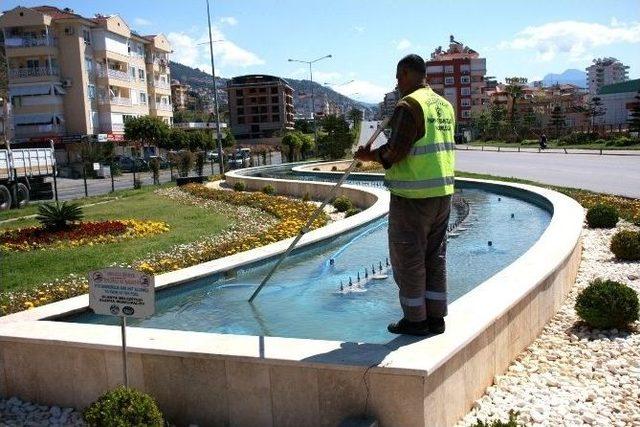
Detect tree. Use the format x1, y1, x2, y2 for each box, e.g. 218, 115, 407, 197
299, 133, 314, 160
294, 119, 313, 134
124, 116, 170, 154
317, 115, 354, 160
168, 128, 189, 150
347, 108, 364, 128
504, 81, 524, 138
628, 90, 640, 134
586, 96, 606, 129
281, 132, 301, 162
223, 131, 236, 148
187, 130, 209, 151
550, 105, 566, 139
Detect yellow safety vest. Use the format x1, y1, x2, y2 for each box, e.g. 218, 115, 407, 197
384, 87, 456, 198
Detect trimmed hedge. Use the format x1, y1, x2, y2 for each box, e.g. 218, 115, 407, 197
262, 184, 276, 195
575, 278, 639, 329
586, 204, 619, 228
233, 181, 246, 192
332, 196, 353, 212
83, 386, 164, 426
345, 207, 362, 218
610, 229, 640, 261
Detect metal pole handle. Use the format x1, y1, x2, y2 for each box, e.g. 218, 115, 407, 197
248, 117, 390, 303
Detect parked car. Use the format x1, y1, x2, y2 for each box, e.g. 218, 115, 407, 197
227, 152, 249, 169
113, 155, 148, 172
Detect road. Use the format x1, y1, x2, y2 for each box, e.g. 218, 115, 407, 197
358, 120, 640, 198
456, 150, 640, 198
47, 152, 283, 201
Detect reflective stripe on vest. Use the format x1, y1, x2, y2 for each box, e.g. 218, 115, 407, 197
384, 87, 456, 198
384, 176, 454, 190
410, 142, 455, 155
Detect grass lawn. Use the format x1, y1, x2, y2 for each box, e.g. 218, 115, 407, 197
0, 185, 233, 291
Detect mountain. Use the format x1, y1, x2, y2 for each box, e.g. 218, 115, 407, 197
169, 61, 377, 117
541, 69, 587, 88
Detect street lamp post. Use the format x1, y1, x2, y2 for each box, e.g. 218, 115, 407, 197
206, 0, 225, 174
288, 55, 332, 144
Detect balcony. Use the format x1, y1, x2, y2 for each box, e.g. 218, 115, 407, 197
153, 80, 171, 90
9, 67, 59, 79
97, 67, 131, 82
101, 123, 125, 132
154, 103, 173, 111
14, 124, 64, 136
98, 96, 132, 106
5, 36, 57, 48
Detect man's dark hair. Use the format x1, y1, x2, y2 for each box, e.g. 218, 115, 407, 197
397, 54, 426, 76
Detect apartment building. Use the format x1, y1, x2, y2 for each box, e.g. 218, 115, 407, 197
426, 35, 487, 127
226, 75, 294, 142
0, 5, 172, 145
379, 89, 399, 119
586, 57, 629, 97
596, 79, 640, 126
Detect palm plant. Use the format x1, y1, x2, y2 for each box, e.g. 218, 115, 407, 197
36, 202, 84, 231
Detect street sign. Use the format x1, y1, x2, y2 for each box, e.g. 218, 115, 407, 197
89, 267, 155, 319
97, 133, 108, 142
93, 162, 100, 171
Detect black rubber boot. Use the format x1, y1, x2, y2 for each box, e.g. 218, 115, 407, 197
426, 316, 445, 334
387, 318, 429, 336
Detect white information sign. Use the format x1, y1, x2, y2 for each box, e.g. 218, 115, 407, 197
93, 162, 100, 171
89, 267, 155, 319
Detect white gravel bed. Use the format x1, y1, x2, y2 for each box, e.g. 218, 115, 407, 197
458, 219, 640, 427
0, 397, 84, 426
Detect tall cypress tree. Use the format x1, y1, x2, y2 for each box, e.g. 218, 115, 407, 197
550, 105, 566, 139
628, 90, 640, 134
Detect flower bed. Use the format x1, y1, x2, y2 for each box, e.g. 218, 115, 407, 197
0, 220, 169, 252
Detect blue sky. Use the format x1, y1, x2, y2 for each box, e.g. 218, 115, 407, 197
4, 0, 640, 102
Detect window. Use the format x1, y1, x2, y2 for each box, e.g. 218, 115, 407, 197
238, 117, 245, 124
26, 59, 40, 69
138, 69, 145, 81
461, 110, 471, 118
82, 28, 91, 45
270, 87, 278, 94
237, 98, 244, 106
84, 57, 93, 74
444, 65, 454, 73
460, 76, 471, 84
460, 64, 470, 73
259, 87, 266, 93
140, 92, 147, 104
460, 87, 471, 96
236, 89, 243, 97
87, 84, 96, 99
460, 98, 471, 107
252, 116, 259, 123
260, 106, 268, 113
260, 115, 268, 122
249, 88, 256, 94
259, 96, 266, 103
250, 97, 257, 103
444, 76, 454, 85
130, 66, 136, 80
271, 96, 278, 104
237, 108, 244, 115
251, 106, 259, 114
272, 105, 279, 113
272, 114, 280, 122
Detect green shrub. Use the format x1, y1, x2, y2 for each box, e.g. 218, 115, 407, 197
610, 229, 640, 261
558, 132, 598, 146
575, 278, 639, 329
605, 136, 639, 147
36, 202, 83, 231
332, 196, 353, 212
345, 207, 362, 217
471, 410, 521, 427
586, 204, 619, 228
262, 184, 276, 195
233, 182, 246, 192
83, 386, 164, 427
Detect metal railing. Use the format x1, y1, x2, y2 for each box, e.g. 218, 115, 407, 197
14, 124, 64, 135
98, 96, 132, 106
153, 80, 170, 90
154, 103, 173, 111
97, 67, 131, 81
9, 67, 59, 78
100, 123, 125, 132
5, 36, 57, 48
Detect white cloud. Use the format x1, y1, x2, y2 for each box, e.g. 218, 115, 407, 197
498, 19, 640, 62
354, 26, 365, 33
396, 38, 412, 51
334, 80, 389, 104
167, 27, 264, 73
133, 17, 152, 27
219, 16, 238, 26
314, 71, 342, 83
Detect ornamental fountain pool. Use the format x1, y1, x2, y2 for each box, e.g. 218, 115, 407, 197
64, 174, 551, 344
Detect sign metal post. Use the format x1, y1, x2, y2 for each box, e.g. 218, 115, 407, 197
88, 267, 155, 388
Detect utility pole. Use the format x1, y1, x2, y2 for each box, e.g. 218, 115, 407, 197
206, 0, 225, 174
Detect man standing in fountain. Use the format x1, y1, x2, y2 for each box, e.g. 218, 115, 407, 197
355, 54, 455, 335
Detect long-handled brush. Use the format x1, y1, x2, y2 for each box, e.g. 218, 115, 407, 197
248, 118, 390, 303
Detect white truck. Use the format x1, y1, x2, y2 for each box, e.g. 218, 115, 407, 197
0, 144, 56, 210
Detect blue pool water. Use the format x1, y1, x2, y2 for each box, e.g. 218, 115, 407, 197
63, 175, 551, 344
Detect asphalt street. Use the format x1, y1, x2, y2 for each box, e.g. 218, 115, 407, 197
358, 120, 640, 198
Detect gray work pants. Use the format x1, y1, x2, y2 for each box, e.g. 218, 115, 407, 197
388, 194, 451, 322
